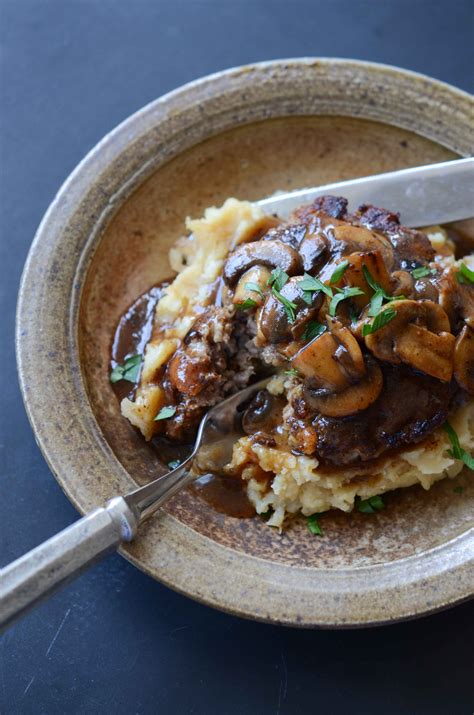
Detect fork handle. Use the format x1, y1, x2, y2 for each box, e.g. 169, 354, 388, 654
0, 497, 138, 629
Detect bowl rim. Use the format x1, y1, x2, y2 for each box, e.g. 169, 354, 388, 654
16, 58, 474, 627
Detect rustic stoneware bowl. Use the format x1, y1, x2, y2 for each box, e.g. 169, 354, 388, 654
17, 59, 474, 627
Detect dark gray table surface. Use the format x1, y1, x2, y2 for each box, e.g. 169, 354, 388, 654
1, 1, 473, 713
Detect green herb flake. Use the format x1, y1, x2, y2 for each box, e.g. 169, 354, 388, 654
284, 367, 299, 377
235, 298, 258, 311
443, 422, 474, 471
411, 266, 436, 279
168, 459, 181, 470
368, 289, 385, 317
272, 286, 297, 322
154, 405, 177, 421
456, 262, 474, 285
357, 495, 385, 514
301, 321, 327, 341
329, 259, 350, 284
260, 508, 274, 521
307, 513, 324, 536
362, 264, 382, 293
110, 354, 143, 384
453, 486, 464, 494
329, 286, 365, 317
267, 267, 289, 291
244, 281, 264, 299
298, 273, 333, 298
362, 307, 397, 336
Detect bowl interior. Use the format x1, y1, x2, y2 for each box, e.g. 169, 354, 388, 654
79, 115, 473, 569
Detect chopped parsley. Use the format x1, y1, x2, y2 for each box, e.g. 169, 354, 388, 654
307, 513, 324, 536
110, 354, 143, 384
411, 266, 436, 279
298, 273, 333, 298
443, 422, 474, 471
301, 321, 327, 341
328, 286, 365, 317
168, 459, 181, 470
235, 298, 258, 311
244, 281, 264, 299
267, 267, 289, 291
362, 306, 397, 336
368, 289, 385, 317
284, 367, 299, 377
329, 259, 350, 284
357, 495, 385, 513
456, 262, 474, 285
272, 286, 297, 322
362, 265, 404, 308
154, 405, 177, 421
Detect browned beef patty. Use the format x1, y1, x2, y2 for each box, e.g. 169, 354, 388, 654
313, 365, 452, 467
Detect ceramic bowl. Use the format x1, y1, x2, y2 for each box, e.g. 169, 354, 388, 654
17, 59, 474, 627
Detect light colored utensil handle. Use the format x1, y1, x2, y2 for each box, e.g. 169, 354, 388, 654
0, 497, 138, 629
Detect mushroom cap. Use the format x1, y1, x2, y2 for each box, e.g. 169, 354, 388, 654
454, 325, 474, 394
364, 299, 455, 382
305, 356, 383, 418
223, 239, 302, 285
232, 265, 271, 306
257, 277, 322, 344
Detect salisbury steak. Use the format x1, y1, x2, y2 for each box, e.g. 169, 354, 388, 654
313, 365, 452, 467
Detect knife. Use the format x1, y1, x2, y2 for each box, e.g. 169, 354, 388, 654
257, 157, 474, 227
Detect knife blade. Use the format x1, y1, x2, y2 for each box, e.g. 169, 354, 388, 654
257, 157, 474, 227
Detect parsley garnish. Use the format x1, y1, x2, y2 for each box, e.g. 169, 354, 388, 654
298, 273, 333, 298
168, 459, 181, 470
328, 286, 365, 317
244, 282, 264, 299
368, 289, 385, 317
357, 495, 385, 513
443, 422, 474, 470
411, 266, 436, 279
329, 259, 350, 284
456, 262, 474, 285
307, 513, 324, 536
267, 267, 289, 291
272, 286, 297, 322
235, 298, 258, 311
301, 321, 327, 341
154, 405, 177, 421
284, 367, 299, 377
110, 354, 143, 384
362, 306, 397, 336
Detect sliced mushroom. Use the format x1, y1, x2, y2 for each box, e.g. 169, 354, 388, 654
364, 299, 455, 382
304, 356, 383, 417
327, 224, 394, 269
298, 231, 328, 272
319, 250, 393, 311
232, 265, 271, 306
439, 265, 474, 330
454, 325, 474, 394
257, 277, 322, 344
223, 240, 302, 285
262, 223, 307, 250
291, 321, 366, 390
391, 270, 415, 297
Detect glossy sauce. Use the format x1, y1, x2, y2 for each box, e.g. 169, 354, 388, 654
110, 284, 256, 518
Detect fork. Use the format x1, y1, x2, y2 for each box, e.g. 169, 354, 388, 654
0, 378, 269, 629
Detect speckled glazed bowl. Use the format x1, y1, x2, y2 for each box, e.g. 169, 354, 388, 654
17, 59, 474, 627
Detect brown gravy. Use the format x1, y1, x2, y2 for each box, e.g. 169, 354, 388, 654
110, 283, 256, 518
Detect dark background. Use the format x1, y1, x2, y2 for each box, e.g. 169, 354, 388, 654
1, 0, 473, 712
